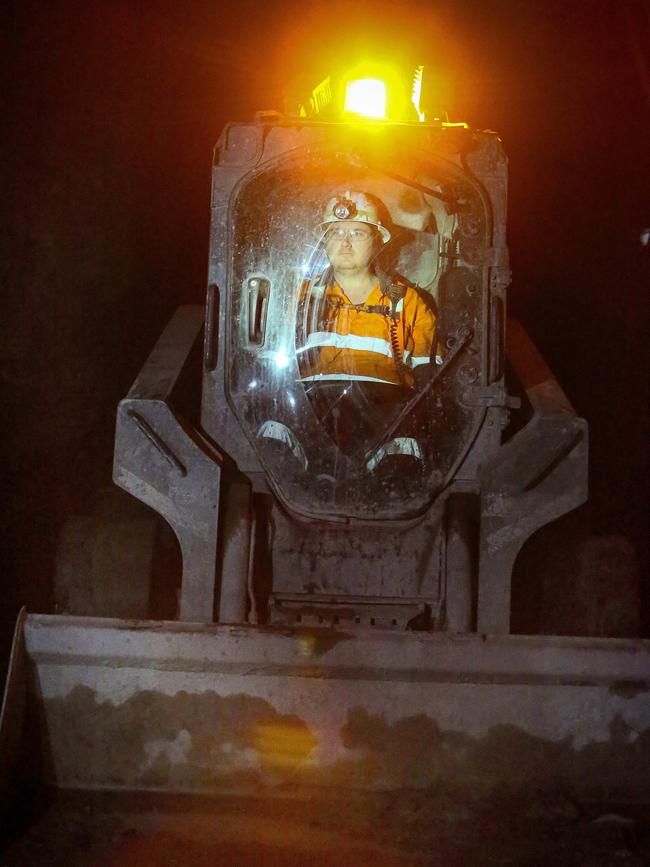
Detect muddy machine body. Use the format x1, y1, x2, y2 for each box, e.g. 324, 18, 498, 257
3, 91, 648, 800
115, 116, 587, 636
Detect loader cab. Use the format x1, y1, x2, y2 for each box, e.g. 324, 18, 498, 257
114, 67, 587, 633
224, 142, 491, 521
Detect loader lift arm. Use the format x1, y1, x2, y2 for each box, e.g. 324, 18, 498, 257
476, 318, 588, 633
113, 306, 223, 622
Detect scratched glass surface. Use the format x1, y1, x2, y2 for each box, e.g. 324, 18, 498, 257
228, 149, 488, 520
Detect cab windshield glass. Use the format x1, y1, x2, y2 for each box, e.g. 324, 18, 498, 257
228, 146, 487, 520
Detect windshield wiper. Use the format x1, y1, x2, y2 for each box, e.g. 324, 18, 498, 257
365, 325, 473, 462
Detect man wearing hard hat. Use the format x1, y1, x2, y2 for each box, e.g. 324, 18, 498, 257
298, 190, 437, 391
291, 189, 438, 470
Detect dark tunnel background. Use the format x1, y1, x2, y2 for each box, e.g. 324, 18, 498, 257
2, 0, 649, 646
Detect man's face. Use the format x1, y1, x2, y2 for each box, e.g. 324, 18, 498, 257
324, 221, 378, 272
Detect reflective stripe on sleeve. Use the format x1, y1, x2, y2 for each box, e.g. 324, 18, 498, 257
256, 421, 308, 469
366, 436, 422, 471
297, 331, 393, 358
300, 373, 399, 385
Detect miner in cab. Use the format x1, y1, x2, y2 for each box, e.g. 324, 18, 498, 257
260, 188, 437, 483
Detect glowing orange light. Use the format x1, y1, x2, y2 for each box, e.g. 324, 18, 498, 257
344, 78, 387, 119
412, 65, 425, 121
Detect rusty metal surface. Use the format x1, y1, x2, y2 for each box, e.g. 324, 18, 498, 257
21, 614, 650, 796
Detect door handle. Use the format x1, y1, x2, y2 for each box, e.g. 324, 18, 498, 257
247, 277, 270, 345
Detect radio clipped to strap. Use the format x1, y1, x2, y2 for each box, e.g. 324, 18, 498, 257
382, 281, 415, 388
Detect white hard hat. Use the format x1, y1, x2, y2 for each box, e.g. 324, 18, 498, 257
315, 190, 391, 243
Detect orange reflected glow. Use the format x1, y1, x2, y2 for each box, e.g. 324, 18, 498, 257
252, 721, 318, 769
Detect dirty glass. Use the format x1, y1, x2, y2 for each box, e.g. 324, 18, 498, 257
228, 147, 488, 520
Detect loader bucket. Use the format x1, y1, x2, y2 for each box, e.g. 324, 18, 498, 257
2, 612, 649, 799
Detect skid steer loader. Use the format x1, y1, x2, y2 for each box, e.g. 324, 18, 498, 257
2, 67, 648, 806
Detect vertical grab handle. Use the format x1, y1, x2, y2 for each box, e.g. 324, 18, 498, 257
204, 283, 219, 371
248, 277, 270, 345
489, 295, 504, 382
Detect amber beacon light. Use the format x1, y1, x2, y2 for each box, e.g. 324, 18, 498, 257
289, 64, 459, 126
343, 78, 387, 119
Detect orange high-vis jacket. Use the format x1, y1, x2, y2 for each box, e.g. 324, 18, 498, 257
297, 281, 437, 386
